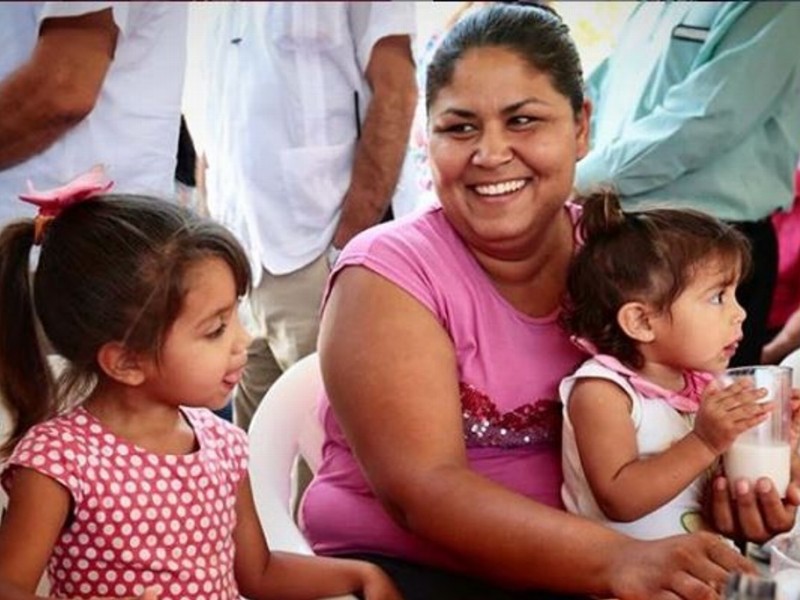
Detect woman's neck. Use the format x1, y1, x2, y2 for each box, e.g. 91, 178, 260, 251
472, 208, 574, 317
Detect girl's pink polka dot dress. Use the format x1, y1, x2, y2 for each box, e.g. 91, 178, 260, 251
2, 407, 249, 600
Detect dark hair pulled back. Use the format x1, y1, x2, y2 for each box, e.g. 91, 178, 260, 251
0, 196, 250, 456
561, 191, 751, 369
426, 3, 584, 116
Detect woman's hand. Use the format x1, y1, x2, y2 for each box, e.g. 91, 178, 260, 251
710, 474, 800, 544
609, 532, 755, 600
358, 563, 403, 600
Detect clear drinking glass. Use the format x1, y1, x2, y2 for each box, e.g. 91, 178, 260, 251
720, 365, 792, 497
769, 533, 800, 599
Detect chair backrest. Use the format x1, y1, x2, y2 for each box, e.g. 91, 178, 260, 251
779, 347, 800, 388
248, 353, 360, 599
248, 352, 326, 554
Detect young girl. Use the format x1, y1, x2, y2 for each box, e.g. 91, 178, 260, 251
0, 169, 400, 600
559, 191, 772, 540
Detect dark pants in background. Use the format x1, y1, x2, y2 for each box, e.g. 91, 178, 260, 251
730, 218, 778, 367
339, 553, 589, 600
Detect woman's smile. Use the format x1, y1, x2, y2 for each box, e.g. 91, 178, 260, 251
427, 45, 589, 254
470, 178, 530, 201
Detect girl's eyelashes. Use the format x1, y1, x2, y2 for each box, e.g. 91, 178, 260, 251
710, 285, 737, 305
206, 320, 228, 339
205, 305, 239, 339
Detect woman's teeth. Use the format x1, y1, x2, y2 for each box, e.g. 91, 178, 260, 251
474, 179, 526, 196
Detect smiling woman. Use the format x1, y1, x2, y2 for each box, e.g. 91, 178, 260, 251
297, 4, 778, 600
426, 44, 585, 269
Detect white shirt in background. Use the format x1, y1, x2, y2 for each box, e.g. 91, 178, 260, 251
203, 2, 416, 280
0, 2, 188, 225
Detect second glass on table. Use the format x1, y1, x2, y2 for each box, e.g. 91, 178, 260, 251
719, 365, 792, 497
768, 533, 800, 600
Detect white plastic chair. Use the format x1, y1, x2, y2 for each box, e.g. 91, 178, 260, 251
248, 352, 357, 600
780, 347, 800, 388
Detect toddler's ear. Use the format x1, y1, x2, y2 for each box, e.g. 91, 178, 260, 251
96, 341, 146, 385
617, 301, 656, 343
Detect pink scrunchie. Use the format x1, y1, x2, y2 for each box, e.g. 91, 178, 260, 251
18, 164, 114, 244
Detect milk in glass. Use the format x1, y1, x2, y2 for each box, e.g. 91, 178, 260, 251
720, 366, 792, 497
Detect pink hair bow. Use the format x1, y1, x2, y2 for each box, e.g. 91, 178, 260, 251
19, 165, 114, 244
571, 335, 711, 413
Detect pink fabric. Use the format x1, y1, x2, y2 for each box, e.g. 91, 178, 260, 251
1, 407, 248, 600
18, 164, 113, 216
769, 167, 800, 329
301, 204, 586, 568
18, 164, 114, 243
571, 337, 712, 412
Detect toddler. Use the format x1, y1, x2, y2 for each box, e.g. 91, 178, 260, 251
560, 191, 771, 540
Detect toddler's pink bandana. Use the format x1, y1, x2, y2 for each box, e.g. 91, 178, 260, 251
572, 337, 712, 413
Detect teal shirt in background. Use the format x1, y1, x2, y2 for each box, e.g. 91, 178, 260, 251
576, 1, 800, 222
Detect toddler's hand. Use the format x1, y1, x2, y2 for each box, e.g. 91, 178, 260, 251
693, 378, 770, 454
359, 564, 403, 600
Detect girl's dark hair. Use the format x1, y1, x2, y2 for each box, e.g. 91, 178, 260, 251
426, 3, 584, 115
561, 191, 751, 369
0, 196, 251, 457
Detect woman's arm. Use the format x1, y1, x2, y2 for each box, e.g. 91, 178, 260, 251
762, 307, 800, 364
232, 474, 400, 600
319, 266, 753, 598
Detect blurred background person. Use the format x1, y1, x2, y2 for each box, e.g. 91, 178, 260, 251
762, 162, 800, 364
0, 2, 188, 225
200, 2, 417, 430
575, 1, 800, 367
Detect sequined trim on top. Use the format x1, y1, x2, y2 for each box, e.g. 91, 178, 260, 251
460, 382, 562, 448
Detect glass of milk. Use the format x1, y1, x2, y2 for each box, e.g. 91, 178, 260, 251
721, 365, 792, 497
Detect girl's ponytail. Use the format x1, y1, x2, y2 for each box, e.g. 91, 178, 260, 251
577, 188, 626, 242
0, 221, 55, 458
